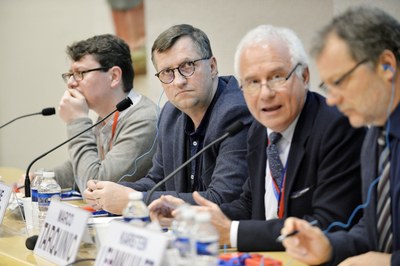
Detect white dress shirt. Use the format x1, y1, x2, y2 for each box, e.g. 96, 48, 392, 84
229, 115, 299, 248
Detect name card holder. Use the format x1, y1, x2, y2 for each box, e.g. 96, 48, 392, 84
95, 221, 168, 266
0, 183, 12, 225
34, 200, 90, 265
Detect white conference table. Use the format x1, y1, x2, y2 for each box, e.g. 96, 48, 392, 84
0, 170, 308, 266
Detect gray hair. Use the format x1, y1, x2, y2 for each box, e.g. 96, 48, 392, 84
234, 25, 309, 80
312, 6, 400, 66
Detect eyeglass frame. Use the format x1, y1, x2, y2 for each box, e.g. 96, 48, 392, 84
240, 63, 303, 95
318, 59, 369, 93
61, 67, 110, 83
154, 57, 210, 84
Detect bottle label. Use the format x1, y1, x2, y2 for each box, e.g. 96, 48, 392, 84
175, 237, 191, 257
123, 216, 150, 223
196, 240, 219, 256
38, 192, 61, 208
31, 188, 38, 202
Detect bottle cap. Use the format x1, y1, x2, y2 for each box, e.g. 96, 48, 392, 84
195, 211, 211, 222
42, 171, 55, 178
34, 168, 45, 176
181, 207, 195, 220
128, 191, 143, 200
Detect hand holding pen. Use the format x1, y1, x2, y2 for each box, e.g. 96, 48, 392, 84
279, 217, 333, 265
277, 219, 318, 242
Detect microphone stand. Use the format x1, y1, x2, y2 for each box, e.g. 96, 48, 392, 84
0, 108, 56, 129
24, 98, 132, 197
145, 121, 244, 204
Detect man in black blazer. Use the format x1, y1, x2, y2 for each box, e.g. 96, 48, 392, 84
149, 24, 365, 251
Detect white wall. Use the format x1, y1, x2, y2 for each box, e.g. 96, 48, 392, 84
1, 0, 399, 172
0, 0, 114, 170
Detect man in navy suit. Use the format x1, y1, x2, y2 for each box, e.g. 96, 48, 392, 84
83, 24, 253, 214
282, 6, 400, 266
149, 25, 365, 251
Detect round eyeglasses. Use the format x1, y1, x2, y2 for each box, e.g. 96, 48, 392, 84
61, 67, 110, 83
155, 58, 210, 84
241, 63, 302, 95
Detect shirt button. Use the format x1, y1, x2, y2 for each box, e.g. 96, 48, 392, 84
193, 141, 198, 146
190, 174, 194, 180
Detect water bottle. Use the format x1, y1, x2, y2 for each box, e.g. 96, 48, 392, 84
31, 169, 44, 234
122, 191, 150, 226
191, 212, 219, 266
172, 205, 196, 265
37, 171, 61, 228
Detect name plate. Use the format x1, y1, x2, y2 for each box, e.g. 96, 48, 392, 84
0, 183, 12, 224
95, 221, 168, 266
34, 200, 90, 265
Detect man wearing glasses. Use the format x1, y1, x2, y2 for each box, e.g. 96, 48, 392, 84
282, 6, 400, 266
51, 34, 158, 193
148, 25, 365, 252
84, 24, 253, 213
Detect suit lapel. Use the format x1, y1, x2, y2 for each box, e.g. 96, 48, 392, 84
172, 113, 188, 192
363, 128, 380, 248
247, 122, 268, 218
284, 92, 315, 214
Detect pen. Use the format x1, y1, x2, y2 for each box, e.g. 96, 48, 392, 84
276, 220, 318, 242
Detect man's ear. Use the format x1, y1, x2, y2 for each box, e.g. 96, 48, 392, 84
302, 66, 310, 85
110, 66, 122, 87
209, 56, 218, 78
378, 49, 397, 83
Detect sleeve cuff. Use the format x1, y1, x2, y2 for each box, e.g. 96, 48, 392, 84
230, 220, 239, 248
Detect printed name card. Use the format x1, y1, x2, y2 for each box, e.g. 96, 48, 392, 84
34, 200, 90, 265
0, 183, 12, 225
95, 221, 168, 266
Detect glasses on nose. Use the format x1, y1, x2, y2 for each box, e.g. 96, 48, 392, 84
61, 67, 110, 83
241, 63, 302, 95
319, 59, 369, 94
155, 58, 210, 84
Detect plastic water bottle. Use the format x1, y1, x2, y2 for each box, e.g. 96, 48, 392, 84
31, 169, 44, 234
191, 212, 219, 266
37, 171, 61, 228
172, 205, 196, 265
122, 191, 150, 226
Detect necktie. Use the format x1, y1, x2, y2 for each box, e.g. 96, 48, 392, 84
267, 132, 283, 187
376, 130, 392, 253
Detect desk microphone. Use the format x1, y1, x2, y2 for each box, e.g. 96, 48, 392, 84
145, 121, 244, 204
0, 107, 56, 130
24, 97, 133, 197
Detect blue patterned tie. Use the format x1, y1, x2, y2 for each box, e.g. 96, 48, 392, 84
376, 130, 392, 252
267, 132, 283, 187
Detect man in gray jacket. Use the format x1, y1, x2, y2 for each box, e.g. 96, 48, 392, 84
53, 34, 158, 192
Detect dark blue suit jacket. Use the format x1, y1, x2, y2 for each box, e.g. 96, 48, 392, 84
221, 91, 365, 251
327, 103, 400, 266
122, 76, 253, 204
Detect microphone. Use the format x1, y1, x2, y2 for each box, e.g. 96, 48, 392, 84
26, 235, 38, 250
24, 97, 133, 197
145, 121, 244, 204
0, 107, 56, 129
